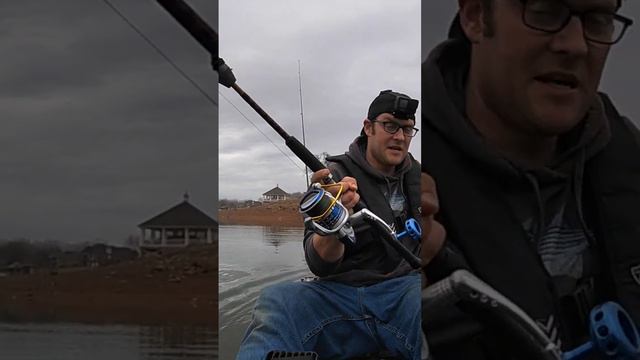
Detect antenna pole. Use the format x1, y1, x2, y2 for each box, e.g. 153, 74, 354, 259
298, 60, 309, 188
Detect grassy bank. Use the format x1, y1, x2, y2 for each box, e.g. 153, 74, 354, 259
218, 199, 304, 227
0, 244, 217, 327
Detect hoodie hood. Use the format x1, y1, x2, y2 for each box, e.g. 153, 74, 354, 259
422, 38, 611, 180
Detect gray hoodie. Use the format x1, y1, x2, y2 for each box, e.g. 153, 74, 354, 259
425, 38, 611, 290
303, 135, 420, 286
422, 37, 614, 348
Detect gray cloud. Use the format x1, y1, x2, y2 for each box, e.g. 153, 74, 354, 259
0, 0, 217, 244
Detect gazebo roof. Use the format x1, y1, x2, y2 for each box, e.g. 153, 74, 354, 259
262, 185, 289, 197
138, 196, 218, 228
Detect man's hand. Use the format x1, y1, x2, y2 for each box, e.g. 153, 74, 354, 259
420, 172, 446, 268
310, 169, 360, 211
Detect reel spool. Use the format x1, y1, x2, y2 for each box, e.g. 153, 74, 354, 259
299, 185, 353, 242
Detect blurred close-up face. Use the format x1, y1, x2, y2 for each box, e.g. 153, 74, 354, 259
364, 113, 415, 173
468, 0, 622, 136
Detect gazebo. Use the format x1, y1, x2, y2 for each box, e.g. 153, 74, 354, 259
138, 193, 218, 250
262, 185, 289, 202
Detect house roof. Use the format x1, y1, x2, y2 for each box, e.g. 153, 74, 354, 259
138, 199, 218, 228
262, 185, 289, 197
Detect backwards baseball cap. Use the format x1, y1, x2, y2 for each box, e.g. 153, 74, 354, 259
367, 90, 419, 121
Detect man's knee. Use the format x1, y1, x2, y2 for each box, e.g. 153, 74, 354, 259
257, 281, 308, 310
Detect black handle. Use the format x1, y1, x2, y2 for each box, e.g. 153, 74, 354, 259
156, 0, 217, 58
285, 136, 325, 173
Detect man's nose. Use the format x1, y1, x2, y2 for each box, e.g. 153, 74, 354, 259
392, 128, 407, 141
549, 16, 589, 57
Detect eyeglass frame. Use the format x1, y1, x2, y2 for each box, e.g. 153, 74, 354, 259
518, 0, 634, 45
369, 119, 420, 137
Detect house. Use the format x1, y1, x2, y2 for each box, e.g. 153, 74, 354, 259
262, 185, 290, 202
81, 244, 138, 267
1, 262, 33, 275
138, 193, 218, 250
242, 200, 263, 207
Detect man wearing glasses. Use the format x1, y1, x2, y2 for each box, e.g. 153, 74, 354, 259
421, 0, 638, 358
238, 90, 426, 359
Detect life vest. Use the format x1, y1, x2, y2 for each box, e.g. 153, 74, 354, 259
326, 154, 422, 274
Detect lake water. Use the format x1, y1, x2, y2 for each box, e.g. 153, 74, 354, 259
0, 322, 217, 359
218, 225, 311, 359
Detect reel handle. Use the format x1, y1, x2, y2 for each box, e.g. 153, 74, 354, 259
563, 302, 640, 360
396, 218, 422, 242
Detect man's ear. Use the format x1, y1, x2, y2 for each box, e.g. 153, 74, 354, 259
363, 119, 374, 136
458, 0, 486, 43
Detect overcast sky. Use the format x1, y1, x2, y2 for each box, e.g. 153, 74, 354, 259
0, 1, 217, 244
422, 1, 640, 127
219, 0, 421, 200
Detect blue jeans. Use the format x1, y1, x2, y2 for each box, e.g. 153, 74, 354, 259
236, 272, 422, 360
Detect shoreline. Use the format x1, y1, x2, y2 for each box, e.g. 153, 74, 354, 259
218, 199, 305, 228
0, 245, 217, 328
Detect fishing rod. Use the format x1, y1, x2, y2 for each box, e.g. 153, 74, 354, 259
156, 0, 326, 175
155, 0, 423, 269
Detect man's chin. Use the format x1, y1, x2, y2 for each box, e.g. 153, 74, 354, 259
529, 107, 585, 135
384, 153, 407, 166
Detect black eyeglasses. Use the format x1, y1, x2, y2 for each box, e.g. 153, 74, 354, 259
371, 120, 419, 137
519, 0, 633, 44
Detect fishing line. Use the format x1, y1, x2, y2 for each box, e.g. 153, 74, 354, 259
100, 0, 218, 107
310, 183, 344, 221
219, 92, 304, 171
101, 0, 305, 172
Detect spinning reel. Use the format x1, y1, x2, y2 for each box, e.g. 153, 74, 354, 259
299, 182, 424, 270
299, 183, 355, 243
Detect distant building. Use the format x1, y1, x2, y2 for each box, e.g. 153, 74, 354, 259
82, 244, 138, 267
138, 193, 218, 250
262, 185, 290, 202
243, 200, 263, 207
2, 262, 33, 275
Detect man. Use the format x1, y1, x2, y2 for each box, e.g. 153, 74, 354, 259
421, 0, 639, 358
237, 90, 430, 359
